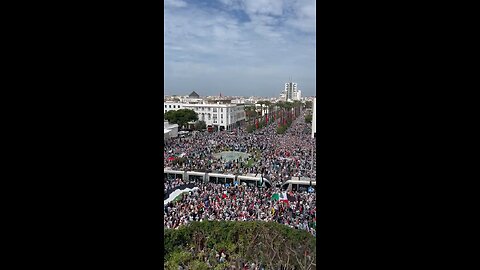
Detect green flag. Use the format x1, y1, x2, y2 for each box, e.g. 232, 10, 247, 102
271, 193, 280, 201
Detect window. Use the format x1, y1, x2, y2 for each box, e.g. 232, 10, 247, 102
221, 114, 223, 118
173, 105, 176, 108
169, 105, 171, 108
164, 105, 167, 108
221, 108, 223, 112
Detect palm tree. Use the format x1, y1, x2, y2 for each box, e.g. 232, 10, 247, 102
256, 101, 266, 127
275, 101, 286, 125
267, 101, 274, 124
244, 105, 251, 123
292, 100, 302, 118
257, 101, 265, 117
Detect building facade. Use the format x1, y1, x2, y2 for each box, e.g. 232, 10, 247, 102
164, 102, 246, 131
283, 82, 302, 101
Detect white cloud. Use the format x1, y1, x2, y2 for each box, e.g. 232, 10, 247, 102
164, 0, 316, 97
164, 0, 187, 8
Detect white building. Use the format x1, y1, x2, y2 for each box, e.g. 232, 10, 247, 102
282, 82, 302, 101
312, 98, 316, 138
164, 102, 246, 131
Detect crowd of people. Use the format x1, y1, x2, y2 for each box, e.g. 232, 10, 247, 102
164, 114, 316, 187
164, 112, 317, 238
164, 181, 316, 236
164, 178, 186, 195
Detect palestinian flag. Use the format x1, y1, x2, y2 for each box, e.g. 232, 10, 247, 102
271, 192, 289, 202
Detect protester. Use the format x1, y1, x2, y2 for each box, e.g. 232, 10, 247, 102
164, 181, 316, 237
164, 114, 316, 186
164, 113, 317, 237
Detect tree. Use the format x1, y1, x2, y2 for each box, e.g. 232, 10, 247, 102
165, 109, 198, 129
267, 102, 274, 122
164, 221, 316, 270
195, 120, 206, 130
244, 105, 257, 123
305, 114, 312, 123
305, 101, 313, 109
292, 100, 302, 118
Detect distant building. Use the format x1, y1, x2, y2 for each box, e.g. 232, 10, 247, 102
282, 82, 302, 101
188, 91, 200, 98
312, 98, 316, 138
164, 101, 246, 131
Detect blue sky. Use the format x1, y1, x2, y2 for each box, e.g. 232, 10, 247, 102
164, 0, 316, 97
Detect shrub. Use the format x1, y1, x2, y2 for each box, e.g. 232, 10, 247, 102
164, 221, 316, 269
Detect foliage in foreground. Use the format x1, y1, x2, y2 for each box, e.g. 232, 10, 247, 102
164, 221, 316, 270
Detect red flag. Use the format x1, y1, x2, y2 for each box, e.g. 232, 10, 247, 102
266, 114, 268, 124
255, 118, 258, 129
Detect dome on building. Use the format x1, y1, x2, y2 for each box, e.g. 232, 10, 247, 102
188, 91, 200, 98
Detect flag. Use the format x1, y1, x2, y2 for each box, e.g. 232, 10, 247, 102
278, 192, 288, 202
271, 192, 288, 202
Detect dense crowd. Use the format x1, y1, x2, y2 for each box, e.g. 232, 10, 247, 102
164, 181, 316, 237
164, 112, 317, 239
164, 114, 316, 186
164, 178, 186, 194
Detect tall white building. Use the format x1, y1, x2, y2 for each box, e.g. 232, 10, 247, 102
164, 102, 246, 131
312, 98, 316, 138
283, 82, 302, 101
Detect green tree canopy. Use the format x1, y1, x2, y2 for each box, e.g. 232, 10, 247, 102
164, 221, 316, 270
194, 120, 206, 130
165, 109, 198, 129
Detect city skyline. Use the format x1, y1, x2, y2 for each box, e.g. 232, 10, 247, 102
164, 0, 316, 97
